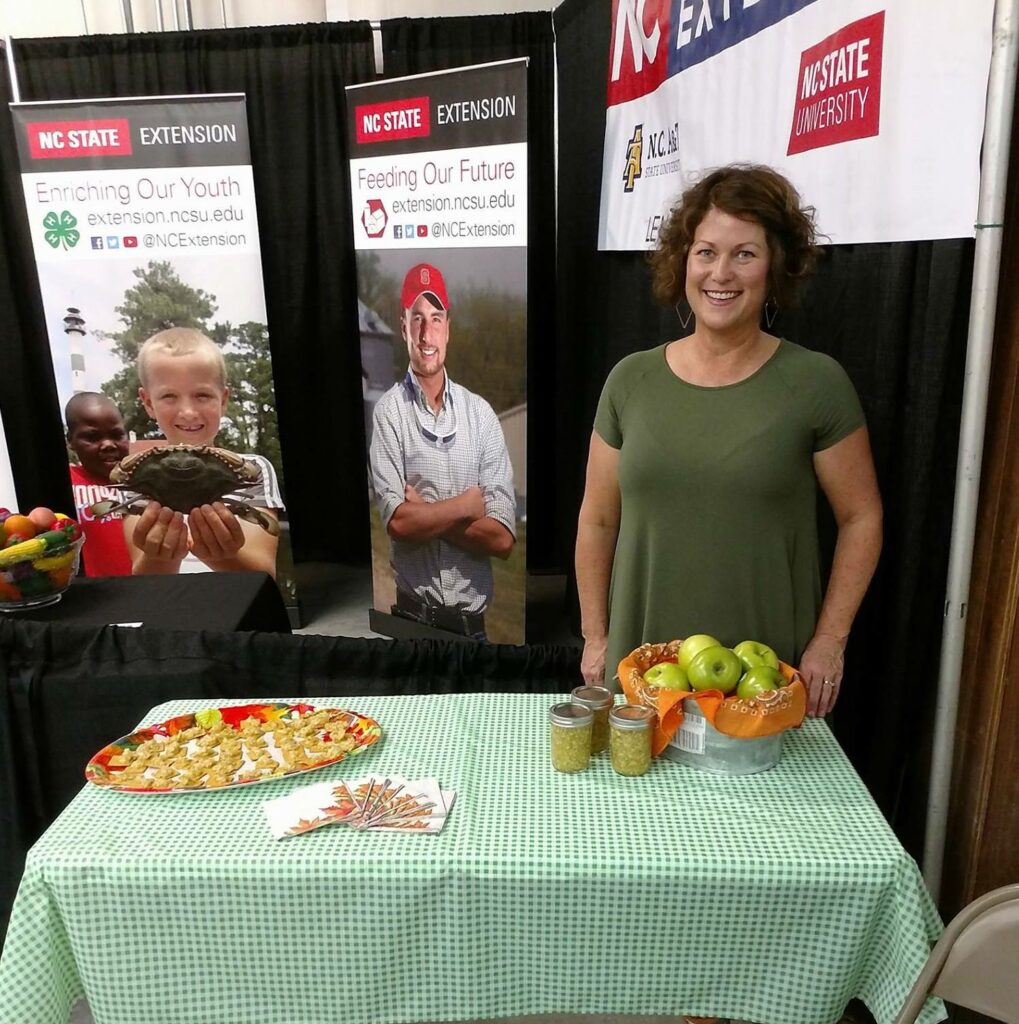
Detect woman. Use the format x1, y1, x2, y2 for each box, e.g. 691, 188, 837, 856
576, 165, 882, 719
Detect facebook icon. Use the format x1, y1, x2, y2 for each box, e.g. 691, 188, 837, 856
91, 237, 104, 249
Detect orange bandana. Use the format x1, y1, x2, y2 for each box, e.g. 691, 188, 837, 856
618, 640, 807, 757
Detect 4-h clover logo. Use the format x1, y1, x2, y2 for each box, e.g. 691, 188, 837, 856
42, 210, 80, 250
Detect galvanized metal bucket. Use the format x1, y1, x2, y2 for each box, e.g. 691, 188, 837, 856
661, 698, 784, 775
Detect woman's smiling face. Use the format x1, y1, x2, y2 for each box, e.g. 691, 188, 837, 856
685, 207, 771, 336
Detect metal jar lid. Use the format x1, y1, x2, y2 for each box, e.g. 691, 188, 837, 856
549, 702, 594, 728
570, 685, 614, 710
609, 704, 656, 730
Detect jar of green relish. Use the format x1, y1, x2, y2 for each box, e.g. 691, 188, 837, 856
549, 702, 593, 773
570, 685, 614, 753
609, 704, 655, 777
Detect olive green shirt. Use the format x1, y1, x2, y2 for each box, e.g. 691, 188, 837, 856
595, 340, 865, 685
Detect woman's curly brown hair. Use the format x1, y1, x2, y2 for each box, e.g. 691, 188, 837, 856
649, 164, 821, 310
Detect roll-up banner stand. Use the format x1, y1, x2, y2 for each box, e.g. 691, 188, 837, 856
347, 59, 528, 644
9, 95, 300, 619
599, 0, 995, 249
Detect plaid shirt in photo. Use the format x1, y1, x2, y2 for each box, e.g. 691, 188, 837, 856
369, 372, 516, 613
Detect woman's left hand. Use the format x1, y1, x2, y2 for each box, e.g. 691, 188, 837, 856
798, 632, 846, 717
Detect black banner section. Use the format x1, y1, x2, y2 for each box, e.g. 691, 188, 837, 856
347, 60, 527, 158
12, 96, 251, 171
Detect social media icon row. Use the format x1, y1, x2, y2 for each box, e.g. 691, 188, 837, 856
91, 236, 138, 249
393, 225, 428, 239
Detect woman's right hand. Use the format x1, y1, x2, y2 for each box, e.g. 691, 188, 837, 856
580, 634, 609, 686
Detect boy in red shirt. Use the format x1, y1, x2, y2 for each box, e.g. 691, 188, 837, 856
65, 392, 132, 576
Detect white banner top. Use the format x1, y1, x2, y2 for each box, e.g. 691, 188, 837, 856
598, 0, 995, 250
347, 59, 528, 249
11, 97, 263, 260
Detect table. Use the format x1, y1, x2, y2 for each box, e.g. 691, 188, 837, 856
0, 694, 945, 1024
0, 626, 580, 949
9, 572, 292, 632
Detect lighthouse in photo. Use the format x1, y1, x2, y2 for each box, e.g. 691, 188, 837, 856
62, 306, 87, 393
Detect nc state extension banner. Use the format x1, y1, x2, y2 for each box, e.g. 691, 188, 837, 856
9, 95, 299, 610
599, 0, 995, 249
347, 60, 527, 645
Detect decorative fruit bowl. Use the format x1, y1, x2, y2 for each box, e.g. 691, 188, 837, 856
0, 524, 84, 611
618, 638, 807, 756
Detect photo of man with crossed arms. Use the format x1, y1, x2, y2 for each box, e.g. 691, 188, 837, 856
369, 262, 517, 640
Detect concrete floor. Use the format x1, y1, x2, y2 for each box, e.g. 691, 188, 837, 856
289, 560, 581, 647
290, 560, 385, 638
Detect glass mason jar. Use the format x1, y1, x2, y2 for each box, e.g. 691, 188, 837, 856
549, 702, 594, 773
609, 704, 656, 777
570, 685, 615, 753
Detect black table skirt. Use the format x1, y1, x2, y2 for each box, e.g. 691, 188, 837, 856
5, 571, 292, 633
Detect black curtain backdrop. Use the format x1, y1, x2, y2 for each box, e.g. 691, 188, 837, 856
4, 25, 377, 563
554, 0, 972, 857
0, 46, 71, 514
381, 15, 559, 571
0, 10, 974, 857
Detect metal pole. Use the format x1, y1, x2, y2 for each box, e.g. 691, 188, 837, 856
171, 0, 179, 31
183, 0, 193, 31
3, 36, 20, 103
923, 0, 1019, 897
370, 20, 383, 76
121, 0, 135, 33
154, 0, 164, 33
220, 0, 228, 29
80, 0, 90, 34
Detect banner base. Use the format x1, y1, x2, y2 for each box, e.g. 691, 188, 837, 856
368, 608, 481, 644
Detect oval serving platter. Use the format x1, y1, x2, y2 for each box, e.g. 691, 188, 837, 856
85, 702, 382, 794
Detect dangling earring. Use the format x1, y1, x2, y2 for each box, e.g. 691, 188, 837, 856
675, 299, 694, 331
764, 298, 778, 330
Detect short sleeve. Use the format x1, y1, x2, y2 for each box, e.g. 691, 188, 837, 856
593, 361, 628, 449
244, 455, 284, 510
812, 355, 866, 451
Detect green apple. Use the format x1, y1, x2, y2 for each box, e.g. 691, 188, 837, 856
643, 661, 690, 691
736, 664, 784, 700
677, 633, 723, 672
733, 639, 780, 673
686, 645, 742, 694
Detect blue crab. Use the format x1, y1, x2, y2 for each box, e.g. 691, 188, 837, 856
90, 444, 280, 536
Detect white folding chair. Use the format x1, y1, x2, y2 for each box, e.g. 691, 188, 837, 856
894, 882, 1019, 1024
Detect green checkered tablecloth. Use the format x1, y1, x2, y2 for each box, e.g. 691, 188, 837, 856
0, 693, 945, 1024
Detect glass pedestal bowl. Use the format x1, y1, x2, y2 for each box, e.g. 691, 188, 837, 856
0, 536, 84, 611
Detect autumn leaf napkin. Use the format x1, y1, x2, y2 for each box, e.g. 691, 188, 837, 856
264, 774, 455, 838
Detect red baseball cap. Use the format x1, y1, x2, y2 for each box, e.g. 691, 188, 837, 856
401, 263, 450, 311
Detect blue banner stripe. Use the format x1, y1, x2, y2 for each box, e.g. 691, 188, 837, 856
668, 0, 822, 77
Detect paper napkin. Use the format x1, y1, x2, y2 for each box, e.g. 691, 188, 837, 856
264, 774, 455, 838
